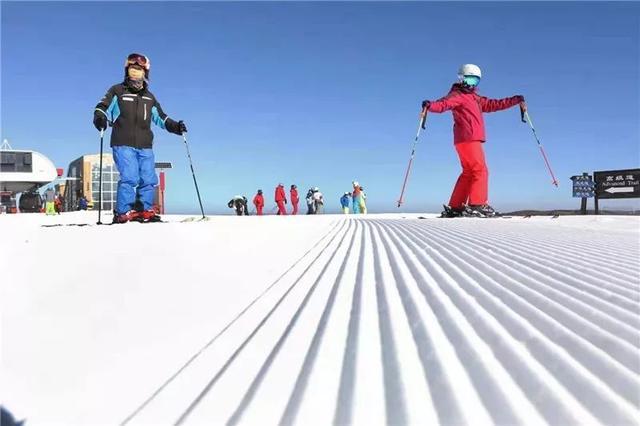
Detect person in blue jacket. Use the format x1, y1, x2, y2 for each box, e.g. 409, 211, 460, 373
78, 195, 88, 211
340, 192, 350, 214
93, 53, 187, 223
352, 181, 362, 214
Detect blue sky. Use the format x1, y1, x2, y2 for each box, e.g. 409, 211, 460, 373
2, 1, 639, 213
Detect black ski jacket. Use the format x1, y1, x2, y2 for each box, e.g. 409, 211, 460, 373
94, 81, 181, 149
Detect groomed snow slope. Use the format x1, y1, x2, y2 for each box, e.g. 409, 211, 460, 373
2, 212, 639, 425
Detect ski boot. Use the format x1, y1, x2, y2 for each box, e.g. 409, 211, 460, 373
140, 209, 162, 223
441, 204, 466, 218
112, 210, 140, 224
465, 204, 500, 218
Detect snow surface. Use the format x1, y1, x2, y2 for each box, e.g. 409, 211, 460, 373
2, 211, 639, 425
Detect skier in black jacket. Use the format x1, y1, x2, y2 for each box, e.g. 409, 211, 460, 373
227, 195, 249, 216
93, 53, 187, 223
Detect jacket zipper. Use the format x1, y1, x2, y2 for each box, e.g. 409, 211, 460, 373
134, 95, 138, 148
144, 103, 147, 121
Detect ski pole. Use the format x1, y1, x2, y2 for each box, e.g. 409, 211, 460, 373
397, 106, 428, 207
520, 103, 559, 187
97, 129, 104, 224
182, 133, 206, 219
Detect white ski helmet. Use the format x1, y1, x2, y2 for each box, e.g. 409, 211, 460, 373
352, 181, 360, 187
458, 64, 482, 80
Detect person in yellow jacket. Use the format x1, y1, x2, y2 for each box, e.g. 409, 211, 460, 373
44, 188, 56, 215
359, 186, 368, 214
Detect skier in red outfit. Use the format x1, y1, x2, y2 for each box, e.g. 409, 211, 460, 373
290, 184, 299, 215
423, 64, 524, 217
253, 189, 264, 215
275, 183, 287, 215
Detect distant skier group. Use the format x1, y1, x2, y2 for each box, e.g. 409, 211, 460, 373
340, 181, 367, 214
228, 184, 324, 215
227, 184, 301, 216
247, 184, 303, 215
304, 186, 324, 215
227, 180, 369, 216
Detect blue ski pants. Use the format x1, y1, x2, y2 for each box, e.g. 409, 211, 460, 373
113, 146, 158, 214
352, 195, 361, 214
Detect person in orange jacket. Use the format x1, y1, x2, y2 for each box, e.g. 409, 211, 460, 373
275, 183, 287, 215
253, 189, 264, 215
290, 184, 299, 215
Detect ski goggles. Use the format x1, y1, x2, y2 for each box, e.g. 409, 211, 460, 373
462, 75, 480, 87
125, 54, 150, 70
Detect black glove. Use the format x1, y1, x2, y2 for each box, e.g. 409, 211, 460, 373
284, 199, 288, 204
93, 111, 108, 131
421, 100, 431, 110
167, 119, 187, 135
515, 95, 525, 103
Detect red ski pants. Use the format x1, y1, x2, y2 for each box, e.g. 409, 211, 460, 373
276, 200, 287, 215
449, 141, 488, 208
291, 201, 298, 215
256, 205, 263, 215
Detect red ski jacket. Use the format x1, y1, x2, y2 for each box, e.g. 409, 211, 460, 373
275, 186, 287, 202
428, 83, 523, 143
253, 194, 264, 207
290, 188, 299, 204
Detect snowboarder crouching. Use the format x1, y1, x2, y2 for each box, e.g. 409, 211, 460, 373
228, 195, 249, 216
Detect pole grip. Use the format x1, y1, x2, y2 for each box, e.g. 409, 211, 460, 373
420, 106, 428, 129
519, 102, 527, 123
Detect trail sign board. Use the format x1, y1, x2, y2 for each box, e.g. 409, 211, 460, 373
571, 175, 595, 198
593, 168, 640, 199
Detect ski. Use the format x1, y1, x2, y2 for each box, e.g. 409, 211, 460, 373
41, 216, 216, 227
180, 216, 211, 222
439, 204, 511, 219
41, 220, 167, 228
